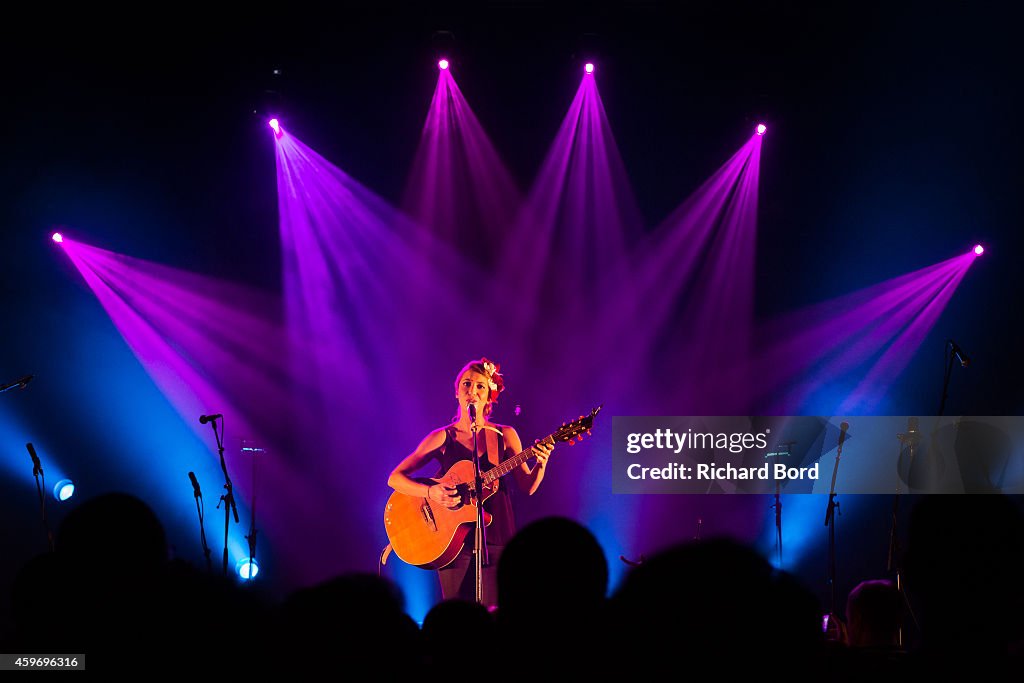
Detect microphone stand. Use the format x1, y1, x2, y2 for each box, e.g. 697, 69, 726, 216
208, 416, 238, 577
772, 482, 783, 568
470, 405, 489, 606
27, 444, 54, 552
244, 441, 261, 581
10, 384, 50, 552
889, 436, 910, 648
191, 474, 213, 573
768, 442, 792, 568
823, 424, 847, 624
938, 341, 958, 416
890, 425, 922, 649
7, 383, 46, 550
888, 427, 914, 576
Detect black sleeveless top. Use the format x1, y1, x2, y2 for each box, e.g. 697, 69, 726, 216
434, 425, 517, 546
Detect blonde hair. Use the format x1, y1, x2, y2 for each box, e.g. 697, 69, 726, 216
454, 357, 505, 417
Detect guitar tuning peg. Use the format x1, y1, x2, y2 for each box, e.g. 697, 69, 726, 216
587, 430, 592, 436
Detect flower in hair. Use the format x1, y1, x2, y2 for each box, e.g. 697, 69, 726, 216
482, 361, 501, 392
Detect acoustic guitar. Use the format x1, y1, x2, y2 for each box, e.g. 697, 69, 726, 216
384, 406, 602, 569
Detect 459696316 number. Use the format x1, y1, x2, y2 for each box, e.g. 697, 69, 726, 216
1, 654, 85, 670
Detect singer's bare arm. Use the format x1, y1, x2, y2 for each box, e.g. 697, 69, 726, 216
388, 429, 460, 508
505, 426, 552, 495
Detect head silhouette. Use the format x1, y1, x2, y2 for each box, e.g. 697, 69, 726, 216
846, 579, 901, 648
905, 495, 1024, 657
498, 516, 608, 622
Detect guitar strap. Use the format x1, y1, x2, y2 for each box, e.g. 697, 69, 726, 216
379, 543, 393, 567
472, 424, 505, 438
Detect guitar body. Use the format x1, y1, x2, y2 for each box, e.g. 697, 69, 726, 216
384, 459, 497, 569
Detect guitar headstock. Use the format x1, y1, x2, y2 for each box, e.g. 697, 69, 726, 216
553, 405, 603, 445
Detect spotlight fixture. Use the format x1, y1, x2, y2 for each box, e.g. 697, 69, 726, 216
236, 558, 260, 580
973, 244, 984, 255
432, 29, 457, 74
53, 479, 75, 501
574, 31, 603, 76
268, 118, 282, 137
52, 232, 64, 244
756, 123, 767, 136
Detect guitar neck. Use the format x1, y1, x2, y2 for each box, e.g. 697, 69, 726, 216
482, 435, 555, 485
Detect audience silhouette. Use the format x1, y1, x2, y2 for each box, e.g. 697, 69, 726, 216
904, 494, 1024, 668
4, 492, 1023, 676
609, 537, 822, 676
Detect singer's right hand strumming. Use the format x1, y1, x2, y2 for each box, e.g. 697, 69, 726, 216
428, 483, 461, 508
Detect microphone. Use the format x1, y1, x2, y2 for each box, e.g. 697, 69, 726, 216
837, 422, 849, 452
188, 471, 202, 498
0, 375, 33, 393
26, 442, 43, 476
948, 339, 970, 367
199, 414, 222, 424
468, 403, 477, 422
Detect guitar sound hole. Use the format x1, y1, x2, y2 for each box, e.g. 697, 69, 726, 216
452, 482, 476, 509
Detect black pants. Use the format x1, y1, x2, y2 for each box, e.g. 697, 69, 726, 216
437, 543, 504, 607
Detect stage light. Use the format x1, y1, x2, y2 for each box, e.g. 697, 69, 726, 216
973, 244, 984, 256
53, 479, 75, 501
268, 119, 281, 137
756, 123, 767, 136
236, 558, 260, 580
438, 58, 449, 70
585, 62, 595, 74
52, 232, 64, 244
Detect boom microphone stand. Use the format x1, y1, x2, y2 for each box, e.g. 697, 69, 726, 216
823, 421, 849, 627
202, 414, 238, 577
468, 403, 489, 605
